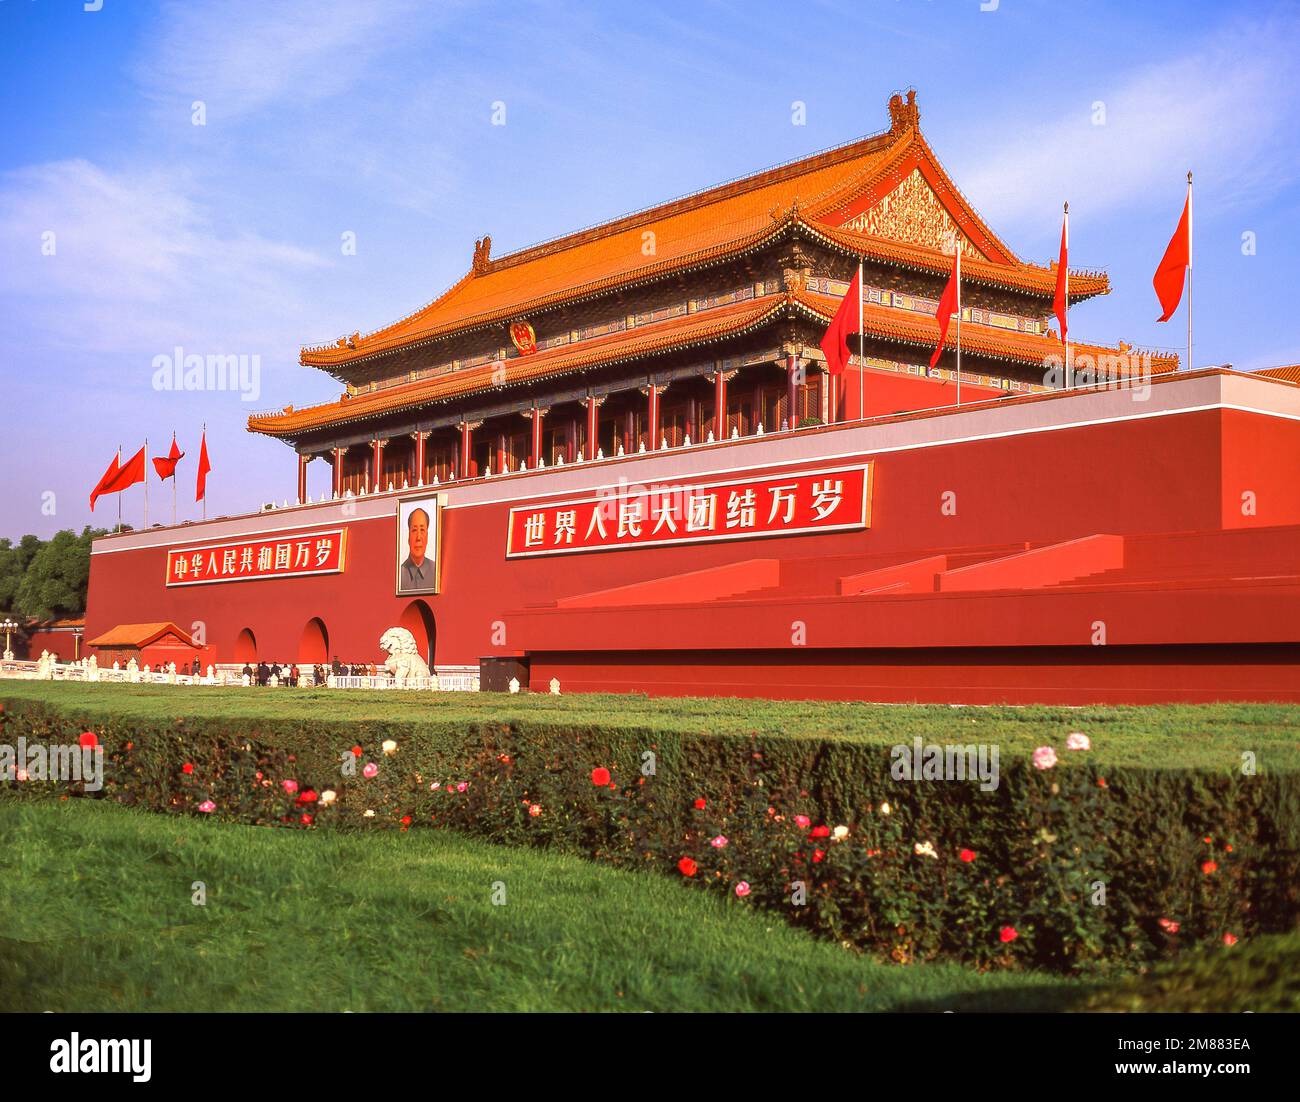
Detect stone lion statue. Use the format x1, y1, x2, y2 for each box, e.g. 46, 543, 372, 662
379, 627, 433, 686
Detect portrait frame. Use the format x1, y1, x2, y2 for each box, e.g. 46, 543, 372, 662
395, 494, 443, 596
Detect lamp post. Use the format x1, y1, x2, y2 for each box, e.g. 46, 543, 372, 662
2, 618, 17, 661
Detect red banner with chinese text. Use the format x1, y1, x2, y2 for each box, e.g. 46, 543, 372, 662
506, 465, 871, 558
165, 529, 348, 586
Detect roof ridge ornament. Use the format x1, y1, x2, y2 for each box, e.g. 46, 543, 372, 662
473, 235, 493, 275
888, 89, 920, 136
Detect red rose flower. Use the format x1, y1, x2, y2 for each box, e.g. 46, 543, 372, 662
591, 767, 611, 787
1202, 860, 1218, 875
401, 815, 412, 826
812, 848, 825, 863
999, 926, 1019, 943
300, 813, 313, 825
1223, 932, 1238, 946
677, 857, 697, 877
351, 746, 363, 757
959, 848, 976, 863
181, 763, 194, 775
298, 789, 318, 804
693, 798, 706, 810
810, 825, 830, 839
79, 732, 98, 749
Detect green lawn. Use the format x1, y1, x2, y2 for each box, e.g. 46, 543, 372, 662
4, 680, 1299, 770
0, 799, 1088, 1013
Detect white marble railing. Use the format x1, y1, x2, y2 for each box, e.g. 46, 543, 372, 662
0, 659, 481, 692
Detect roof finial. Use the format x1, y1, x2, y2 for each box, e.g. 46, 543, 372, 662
888, 88, 920, 135
473, 235, 493, 274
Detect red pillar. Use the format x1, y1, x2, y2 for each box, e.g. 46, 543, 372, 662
714, 370, 727, 440
647, 385, 661, 450
459, 422, 473, 478
414, 432, 426, 485
495, 432, 507, 474
372, 439, 383, 491
585, 396, 599, 460
332, 446, 343, 496
530, 408, 544, 467
296, 454, 307, 505
826, 372, 838, 426
787, 357, 799, 429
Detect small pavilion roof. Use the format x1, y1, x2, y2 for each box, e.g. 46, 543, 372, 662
86, 622, 197, 650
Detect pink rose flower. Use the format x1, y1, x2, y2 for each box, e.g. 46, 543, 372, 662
734, 881, 751, 897
456, 782, 468, 792
1032, 746, 1057, 770
794, 814, 811, 829
710, 835, 728, 848
362, 762, 379, 779
198, 800, 216, 813
1065, 732, 1091, 751
282, 779, 299, 794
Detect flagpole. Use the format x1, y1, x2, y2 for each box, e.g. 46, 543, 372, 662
202, 423, 207, 521
857, 258, 864, 421
955, 244, 962, 407
1186, 171, 1193, 372
116, 445, 122, 532
143, 438, 149, 529
1064, 202, 1071, 389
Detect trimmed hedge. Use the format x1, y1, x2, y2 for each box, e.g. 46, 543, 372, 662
3, 693, 1298, 973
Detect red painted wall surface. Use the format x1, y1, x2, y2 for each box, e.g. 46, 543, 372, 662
83, 373, 1300, 701
25, 628, 81, 663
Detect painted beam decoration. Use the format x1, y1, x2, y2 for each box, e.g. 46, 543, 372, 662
165, 529, 347, 586
507, 464, 872, 557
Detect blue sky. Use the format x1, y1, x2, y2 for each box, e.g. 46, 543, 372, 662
2, 0, 1298, 539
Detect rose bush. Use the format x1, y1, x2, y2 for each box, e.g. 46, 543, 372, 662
2, 695, 1295, 972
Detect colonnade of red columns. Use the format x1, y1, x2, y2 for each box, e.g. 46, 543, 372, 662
304, 356, 826, 501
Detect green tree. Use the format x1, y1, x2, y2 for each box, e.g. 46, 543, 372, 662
0, 534, 43, 613
12, 527, 105, 621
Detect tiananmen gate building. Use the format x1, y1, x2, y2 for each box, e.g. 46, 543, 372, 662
86, 92, 1300, 702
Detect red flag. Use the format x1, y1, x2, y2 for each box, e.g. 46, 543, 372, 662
930, 250, 960, 369
152, 435, 185, 480
196, 430, 212, 502
90, 452, 120, 512
819, 267, 861, 376
1053, 208, 1068, 344
96, 446, 146, 500
1154, 190, 1191, 322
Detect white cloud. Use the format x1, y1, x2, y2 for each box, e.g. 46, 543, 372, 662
0, 159, 326, 359
958, 16, 1300, 236
133, 0, 431, 122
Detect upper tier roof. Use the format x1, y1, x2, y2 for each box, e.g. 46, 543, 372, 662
301, 90, 1109, 373
1257, 364, 1300, 385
